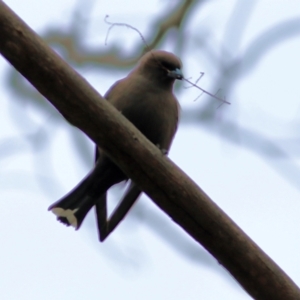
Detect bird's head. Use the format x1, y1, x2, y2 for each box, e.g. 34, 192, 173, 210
136, 50, 183, 89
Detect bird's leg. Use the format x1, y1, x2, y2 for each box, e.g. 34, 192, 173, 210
95, 181, 142, 242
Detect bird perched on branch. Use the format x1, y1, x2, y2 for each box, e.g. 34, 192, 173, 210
49, 50, 183, 241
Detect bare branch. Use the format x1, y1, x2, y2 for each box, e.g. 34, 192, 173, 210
183, 78, 231, 105
104, 15, 150, 50
42, 0, 197, 67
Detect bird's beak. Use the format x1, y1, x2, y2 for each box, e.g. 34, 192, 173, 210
168, 68, 183, 80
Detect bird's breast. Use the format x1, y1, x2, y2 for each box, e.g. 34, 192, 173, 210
107, 76, 179, 150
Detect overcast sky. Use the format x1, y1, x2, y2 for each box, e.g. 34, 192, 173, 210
1, 1, 300, 299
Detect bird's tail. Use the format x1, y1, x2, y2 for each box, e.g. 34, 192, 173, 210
48, 161, 125, 230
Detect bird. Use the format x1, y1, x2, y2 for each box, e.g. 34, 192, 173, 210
48, 50, 183, 241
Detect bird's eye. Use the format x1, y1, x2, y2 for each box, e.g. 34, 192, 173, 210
161, 62, 177, 71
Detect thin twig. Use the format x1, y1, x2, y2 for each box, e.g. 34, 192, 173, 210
184, 72, 204, 89
183, 78, 231, 105
104, 17, 230, 106
104, 15, 150, 50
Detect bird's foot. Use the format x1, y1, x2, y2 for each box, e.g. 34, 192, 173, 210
156, 144, 168, 155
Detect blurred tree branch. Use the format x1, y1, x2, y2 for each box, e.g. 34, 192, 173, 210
1, 0, 300, 279
2, 0, 300, 194
1, 0, 300, 277
193, 9, 300, 190
1, 2, 300, 299
43, 0, 197, 67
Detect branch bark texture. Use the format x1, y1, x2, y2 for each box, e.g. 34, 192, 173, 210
0, 1, 299, 299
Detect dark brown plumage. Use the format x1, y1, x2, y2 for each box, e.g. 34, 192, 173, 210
49, 50, 183, 240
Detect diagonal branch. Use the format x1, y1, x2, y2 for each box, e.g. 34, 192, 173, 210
0, 1, 299, 299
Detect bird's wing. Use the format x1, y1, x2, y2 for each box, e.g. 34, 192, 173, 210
96, 180, 142, 242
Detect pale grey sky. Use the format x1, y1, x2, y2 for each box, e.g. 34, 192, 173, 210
1, 1, 300, 299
